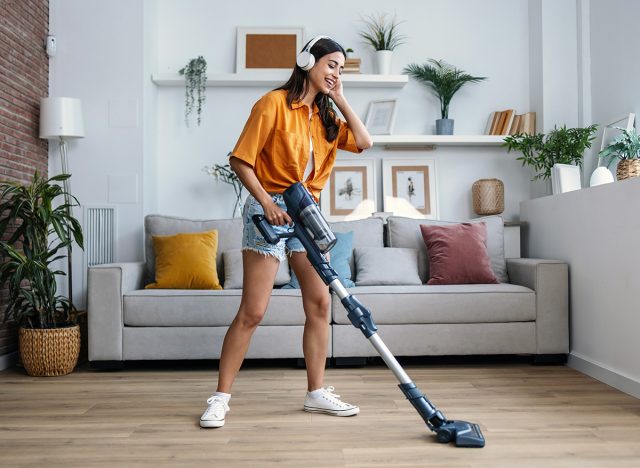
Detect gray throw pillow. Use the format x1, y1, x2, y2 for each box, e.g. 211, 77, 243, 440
354, 247, 422, 286
222, 250, 291, 289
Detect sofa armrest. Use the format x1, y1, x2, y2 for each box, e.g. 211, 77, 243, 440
87, 262, 145, 361
507, 258, 569, 354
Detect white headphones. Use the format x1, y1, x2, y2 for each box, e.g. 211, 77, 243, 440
296, 35, 331, 71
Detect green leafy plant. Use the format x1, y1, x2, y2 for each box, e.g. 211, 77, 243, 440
358, 13, 406, 51
403, 59, 487, 119
179, 56, 207, 126
598, 127, 640, 168
0, 172, 84, 328
203, 158, 244, 217
503, 125, 598, 180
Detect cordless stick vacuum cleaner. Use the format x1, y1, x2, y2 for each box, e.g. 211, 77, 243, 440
252, 182, 485, 448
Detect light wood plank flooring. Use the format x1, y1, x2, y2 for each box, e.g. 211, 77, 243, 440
1, 361, 640, 467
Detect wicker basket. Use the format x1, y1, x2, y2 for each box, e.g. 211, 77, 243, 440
616, 160, 640, 180
472, 179, 505, 215
19, 325, 80, 377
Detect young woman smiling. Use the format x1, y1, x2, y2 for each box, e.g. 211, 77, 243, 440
200, 36, 372, 428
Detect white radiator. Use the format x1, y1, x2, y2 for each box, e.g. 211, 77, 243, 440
83, 205, 117, 269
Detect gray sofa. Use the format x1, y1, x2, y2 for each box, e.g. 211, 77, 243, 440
88, 214, 569, 368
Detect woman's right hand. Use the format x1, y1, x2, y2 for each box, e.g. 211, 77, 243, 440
262, 199, 292, 226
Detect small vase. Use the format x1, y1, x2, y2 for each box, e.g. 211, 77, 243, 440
589, 166, 614, 186
375, 50, 393, 74
436, 119, 454, 135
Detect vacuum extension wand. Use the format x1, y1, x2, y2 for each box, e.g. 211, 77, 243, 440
252, 182, 485, 448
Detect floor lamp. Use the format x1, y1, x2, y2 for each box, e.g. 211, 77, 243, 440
39, 97, 85, 306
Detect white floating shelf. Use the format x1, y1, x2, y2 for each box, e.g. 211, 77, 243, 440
372, 135, 506, 148
151, 72, 408, 88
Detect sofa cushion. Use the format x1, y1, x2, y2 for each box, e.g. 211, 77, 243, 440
329, 217, 384, 273
124, 288, 314, 327
354, 247, 422, 286
420, 223, 498, 285
222, 249, 291, 289
282, 231, 355, 289
331, 283, 534, 325
387, 215, 509, 283
145, 215, 243, 285
145, 230, 222, 290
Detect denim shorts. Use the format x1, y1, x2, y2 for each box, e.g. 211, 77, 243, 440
242, 194, 305, 262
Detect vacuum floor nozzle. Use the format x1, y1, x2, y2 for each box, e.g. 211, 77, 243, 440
435, 420, 485, 448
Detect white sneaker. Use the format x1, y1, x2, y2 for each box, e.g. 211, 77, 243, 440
200, 395, 230, 428
303, 386, 359, 417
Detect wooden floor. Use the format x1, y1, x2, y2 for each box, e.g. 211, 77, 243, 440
1, 360, 640, 467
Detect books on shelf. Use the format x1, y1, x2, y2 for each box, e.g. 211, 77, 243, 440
485, 110, 536, 135
343, 58, 361, 74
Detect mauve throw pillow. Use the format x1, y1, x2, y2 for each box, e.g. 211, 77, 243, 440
420, 222, 499, 285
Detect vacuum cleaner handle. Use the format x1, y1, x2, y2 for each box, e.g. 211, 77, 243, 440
252, 214, 296, 245
251, 215, 281, 245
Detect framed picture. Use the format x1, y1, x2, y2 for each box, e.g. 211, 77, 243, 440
382, 158, 438, 219
236, 27, 304, 73
364, 99, 398, 135
320, 158, 377, 221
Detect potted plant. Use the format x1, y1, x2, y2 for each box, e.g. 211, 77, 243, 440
404, 59, 487, 135
598, 126, 640, 180
0, 172, 84, 376
503, 125, 598, 187
179, 55, 207, 127
358, 13, 406, 74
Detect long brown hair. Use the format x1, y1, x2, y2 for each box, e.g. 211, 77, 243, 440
276, 37, 346, 142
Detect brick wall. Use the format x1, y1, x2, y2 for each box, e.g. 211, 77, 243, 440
0, 0, 50, 358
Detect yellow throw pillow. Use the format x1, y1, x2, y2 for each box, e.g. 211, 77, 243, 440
145, 230, 222, 290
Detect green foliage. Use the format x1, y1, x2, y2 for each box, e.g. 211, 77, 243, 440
179, 56, 207, 127
403, 59, 487, 119
358, 13, 406, 51
503, 125, 598, 181
0, 172, 84, 328
599, 127, 640, 168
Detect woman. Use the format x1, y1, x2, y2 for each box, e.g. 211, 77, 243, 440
200, 36, 372, 428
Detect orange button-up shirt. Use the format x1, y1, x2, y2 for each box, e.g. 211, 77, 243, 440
231, 89, 362, 200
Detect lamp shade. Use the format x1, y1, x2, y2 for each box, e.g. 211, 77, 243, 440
39, 97, 85, 139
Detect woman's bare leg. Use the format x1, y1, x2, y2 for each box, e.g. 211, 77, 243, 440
289, 251, 331, 392
216, 250, 280, 393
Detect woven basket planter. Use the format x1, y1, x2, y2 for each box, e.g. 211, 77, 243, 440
19, 325, 80, 377
616, 160, 640, 180
472, 179, 504, 215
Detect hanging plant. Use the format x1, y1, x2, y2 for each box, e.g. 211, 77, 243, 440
178, 56, 207, 126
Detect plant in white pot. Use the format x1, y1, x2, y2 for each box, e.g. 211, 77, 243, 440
0, 172, 84, 376
404, 59, 487, 135
358, 13, 406, 75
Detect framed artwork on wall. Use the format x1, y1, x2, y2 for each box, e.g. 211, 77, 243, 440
320, 158, 377, 221
236, 27, 304, 73
382, 158, 438, 219
364, 99, 398, 135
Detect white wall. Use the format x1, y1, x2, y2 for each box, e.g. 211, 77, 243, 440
585, 0, 640, 177
48, 0, 145, 308
521, 177, 640, 398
